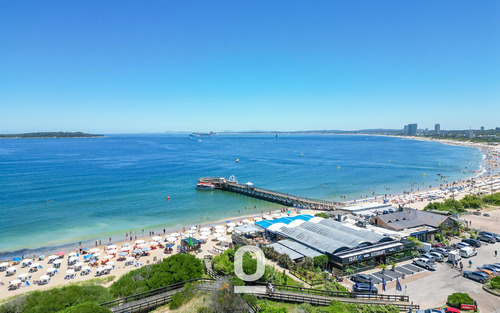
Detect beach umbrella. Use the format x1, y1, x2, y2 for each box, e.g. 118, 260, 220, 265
93, 252, 100, 258
69, 256, 79, 262
242, 219, 251, 224
227, 227, 234, 233
66, 269, 75, 275
31, 262, 41, 268
47, 255, 58, 260
38, 255, 45, 260
200, 227, 210, 232
82, 266, 91, 271
53, 259, 62, 264
10, 279, 21, 285
215, 229, 225, 234
6, 266, 16, 273
103, 255, 115, 259
88, 248, 100, 254
107, 249, 117, 254
74, 262, 83, 267
166, 244, 174, 248
104, 265, 113, 271
133, 249, 142, 254
218, 237, 228, 242
12, 257, 21, 262
68, 252, 78, 257
21, 259, 33, 265
123, 243, 130, 247
152, 236, 163, 242
106, 245, 117, 250
170, 232, 180, 237
126, 257, 135, 262
118, 252, 128, 257
120, 247, 130, 252
190, 226, 197, 230
215, 225, 224, 229
136, 243, 146, 249
135, 239, 146, 244
186, 230, 195, 234
166, 237, 176, 243
17, 273, 28, 279
142, 247, 152, 252
47, 268, 56, 273
57, 251, 65, 256
106, 261, 115, 266
227, 222, 236, 227
40, 275, 50, 281
286, 210, 291, 214
199, 235, 208, 240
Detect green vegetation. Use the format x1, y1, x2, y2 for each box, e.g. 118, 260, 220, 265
0, 132, 103, 138
314, 212, 330, 219
447, 292, 474, 309
0, 285, 113, 313
424, 193, 500, 215
424, 199, 465, 214
58, 302, 111, 313
483, 192, 500, 206
490, 276, 500, 290
313, 254, 329, 270
110, 253, 203, 298
406, 236, 423, 248
257, 299, 399, 313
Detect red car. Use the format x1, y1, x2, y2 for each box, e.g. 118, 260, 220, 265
431, 243, 443, 248
442, 308, 460, 313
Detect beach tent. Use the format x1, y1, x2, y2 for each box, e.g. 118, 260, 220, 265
21, 259, 33, 267
74, 262, 83, 271
39, 275, 50, 284
47, 268, 57, 276
17, 273, 28, 281
6, 267, 17, 276
10, 279, 22, 289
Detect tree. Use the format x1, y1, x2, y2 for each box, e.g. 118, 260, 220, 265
447, 292, 474, 309
313, 254, 329, 270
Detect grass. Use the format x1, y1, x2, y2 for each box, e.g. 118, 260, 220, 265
152, 291, 211, 312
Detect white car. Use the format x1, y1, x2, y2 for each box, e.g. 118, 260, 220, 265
413, 257, 437, 270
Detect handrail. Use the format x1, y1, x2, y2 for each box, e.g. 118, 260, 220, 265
100, 277, 215, 308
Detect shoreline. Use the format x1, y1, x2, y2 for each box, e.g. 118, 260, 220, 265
1, 136, 497, 260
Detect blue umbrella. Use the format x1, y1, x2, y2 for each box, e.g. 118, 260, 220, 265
118, 252, 128, 257
142, 247, 152, 252
166, 244, 174, 248
286, 210, 291, 214
12, 257, 21, 262
133, 249, 142, 254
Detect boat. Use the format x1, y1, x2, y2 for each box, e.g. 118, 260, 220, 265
190, 131, 217, 138
196, 182, 215, 191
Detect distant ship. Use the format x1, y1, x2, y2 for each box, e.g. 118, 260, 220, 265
196, 182, 215, 191
190, 131, 217, 138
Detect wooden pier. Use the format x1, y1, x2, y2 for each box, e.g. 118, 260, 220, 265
198, 177, 343, 211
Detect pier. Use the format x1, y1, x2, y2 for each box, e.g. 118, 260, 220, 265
198, 177, 344, 211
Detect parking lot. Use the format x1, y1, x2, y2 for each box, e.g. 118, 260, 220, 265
349, 263, 430, 285
382, 238, 500, 313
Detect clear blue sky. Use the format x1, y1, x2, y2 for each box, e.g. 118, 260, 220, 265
1, 1, 499, 133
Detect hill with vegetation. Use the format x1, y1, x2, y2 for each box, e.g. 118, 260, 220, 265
0, 132, 103, 138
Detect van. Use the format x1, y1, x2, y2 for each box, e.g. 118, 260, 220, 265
448, 250, 461, 263
459, 247, 477, 258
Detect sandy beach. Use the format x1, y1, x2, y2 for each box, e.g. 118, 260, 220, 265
1, 137, 499, 301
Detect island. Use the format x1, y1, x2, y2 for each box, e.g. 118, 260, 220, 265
0, 132, 104, 139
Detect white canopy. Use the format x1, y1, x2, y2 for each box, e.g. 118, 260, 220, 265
31, 262, 41, 268
227, 222, 236, 227
149, 242, 159, 246
186, 230, 195, 234
152, 236, 163, 242
107, 249, 117, 254
170, 232, 180, 237
47, 268, 57, 273
22, 259, 33, 264
17, 273, 28, 278
40, 275, 50, 281
217, 236, 228, 242
121, 247, 130, 252
126, 257, 135, 261
215, 225, 225, 229
10, 279, 21, 285
0, 262, 9, 267
135, 244, 146, 249
215, 229, 225, 234
6, 267, 16, 272
166, 237, 176, 243
106, 261, 115, 266
66, 269, 75, 274
74, 262, 83, 266
53, 259, 62, 264
190, 226, 198, 230
68, 252, 78, 257
200, 227, 210, 232
82, 266, 91, 271
104, 265, 113, 270
135, 239, 146, 244
199, 235, 208, 240
69, 256, 79, 262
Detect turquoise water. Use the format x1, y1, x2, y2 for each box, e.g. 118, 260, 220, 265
0, 135, 482, 257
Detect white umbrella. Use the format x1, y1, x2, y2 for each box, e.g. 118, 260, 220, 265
74, 262, 83, 269
40, 275, 50, 281
47, 268, 57, 273
166, 237, 176, 243
170, 232, 180, 237
104, 265, 113, 271
30, 262, 41, 268
0, 262, 9, 267
106, 244, 117, 250
149, 242, 159, 246
186, 230, 195, 234
53, 259, 62, 264
216, 229, 225, 234
10, 279, 21, 285
135, 239, 146, 244
68, 252, 78, 257
136, 244, 146, 249
190, 226, 198, 230
17, 273, 28, 279
107, 261, 115, 265
66, 269, 75, 275
82, 266, 91, 271
199, 235, 208, 240
200, 227, 210, 232
242, 219, 251, 224
107, 249, 117, 254
218, 236, 228, 242
126, 257, 135, 261
88, 248, 100, 254
103, 255, 115, 260
227, 227, 234, 233
152, 236, 163, 242
121, 247, 130, 252
93, 252, 100, 258
227, 222, 236, 227
69, 256, 79, 262
214, 225, 224, 229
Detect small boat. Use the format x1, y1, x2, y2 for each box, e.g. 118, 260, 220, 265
196, 182, 215, 191
236, 158, 239, 163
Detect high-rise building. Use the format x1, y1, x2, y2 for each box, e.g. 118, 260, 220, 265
408, 123, 418, 136
435, 124, 440, 135
403, 125, 409, 135
466, 129, 474, 139
481, 126, 485, 131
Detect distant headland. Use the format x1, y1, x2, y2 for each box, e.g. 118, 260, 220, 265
0, 132, 104, 139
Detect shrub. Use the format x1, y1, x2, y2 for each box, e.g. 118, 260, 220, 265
313, 254, 329, 270
460, 195, 482, 209
169, 292, 185, 309
197, 307, 211, 313
447, 292, 474, 308
314, 212, 329, 219
110, 253, 203, 298
58, 302, 111, 313
491, 276, 500, 290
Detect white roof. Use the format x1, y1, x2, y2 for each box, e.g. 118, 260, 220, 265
308, 217, 324, 223
267, 222, 288, 232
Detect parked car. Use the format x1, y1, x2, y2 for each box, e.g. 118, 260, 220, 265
478, 233, 496, 243
442, 308, 460, 313
431, 243, 443, 248
352, 283, 378, 294
431, 247, 449, 257
421, 253, 436, 263
479, 231, 500, 241
461, 238, 481, 248
429, 252, 445, 262
416, 309, 445, 313
483, 213, 490, 217
454, 242, 471, 249
413, 257, 437, 270
350, 274, 372, 284
463, 271, 490, 283
459, 247, 477, 258
477, 269, 497, 279
480, 264, 500, 273
473, 211, 481, 215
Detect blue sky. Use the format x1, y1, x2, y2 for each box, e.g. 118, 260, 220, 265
1, 1, 499, 133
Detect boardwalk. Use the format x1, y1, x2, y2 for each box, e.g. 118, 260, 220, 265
198, 177, 344, 211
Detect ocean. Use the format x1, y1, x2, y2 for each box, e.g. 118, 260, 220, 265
0, 134, 483, 258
